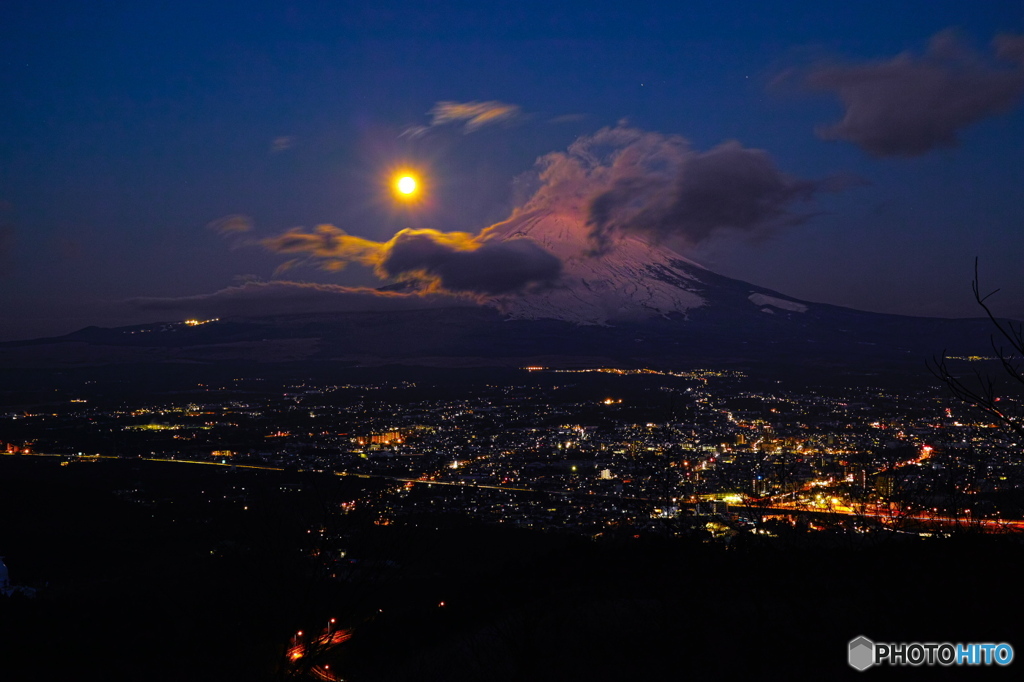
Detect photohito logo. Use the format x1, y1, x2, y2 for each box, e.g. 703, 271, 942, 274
849, 636, 1014, 670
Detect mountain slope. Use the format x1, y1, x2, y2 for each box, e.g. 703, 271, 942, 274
491, 210, 706, 323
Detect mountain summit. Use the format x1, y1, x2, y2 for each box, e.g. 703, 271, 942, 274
490, 210, 706, 323
487, 208, 813, 327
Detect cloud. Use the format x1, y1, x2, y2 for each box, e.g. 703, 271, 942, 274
805, 31, 1024, 157
402, 100, 523, 138
262, 224, 382, 272
432, 101, 522, 131
127, 281, 479, 318
262, 225, 562, 295
271, 136, 295, 153
207, 214, 254, 235
518, 125, 829, 253
380, 230, 562, 295
401, 125, 431, 139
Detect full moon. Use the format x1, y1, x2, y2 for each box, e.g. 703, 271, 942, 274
396, 175, 417, 196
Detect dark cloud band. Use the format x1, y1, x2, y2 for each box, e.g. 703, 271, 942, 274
261, 225, 562, 295
127, 281, 477, 318
381, 231, 562, 295
806, 30, 1024, 157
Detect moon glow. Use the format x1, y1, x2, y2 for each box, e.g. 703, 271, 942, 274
396, 175, 418, 196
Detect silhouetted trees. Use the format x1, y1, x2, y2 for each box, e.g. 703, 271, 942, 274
930, 259, 1024, 437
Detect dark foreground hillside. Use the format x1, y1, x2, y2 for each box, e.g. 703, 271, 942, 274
0, 457, 1020, 681
0, 304, 1001, 371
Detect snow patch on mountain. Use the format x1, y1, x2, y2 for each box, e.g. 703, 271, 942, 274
748, 293, 808, 313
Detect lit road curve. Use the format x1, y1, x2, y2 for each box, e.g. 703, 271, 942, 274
286, 628, 352, 682
731, 502, 1024, 532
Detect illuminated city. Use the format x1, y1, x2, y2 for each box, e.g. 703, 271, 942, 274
5, 364, 1023, 536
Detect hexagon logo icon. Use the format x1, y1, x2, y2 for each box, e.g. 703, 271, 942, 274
849, 636, 875, 671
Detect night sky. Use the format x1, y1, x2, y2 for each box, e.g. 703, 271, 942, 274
2, 1, 1023, 340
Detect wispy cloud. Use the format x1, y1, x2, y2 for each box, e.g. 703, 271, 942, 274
127, 281, 478, 318
402, 100, 524, 138
270, 136, 296, 153
207, 214, 254, 235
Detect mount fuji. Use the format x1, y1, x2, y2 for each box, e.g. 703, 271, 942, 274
488, 208, 806, 326
0, 210, 997, 370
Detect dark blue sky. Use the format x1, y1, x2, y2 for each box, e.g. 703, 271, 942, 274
2, 1, 1023, 339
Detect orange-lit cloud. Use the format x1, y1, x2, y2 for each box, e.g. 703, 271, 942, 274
207, 214, 254, 235
432, 100, 522, 132
403, 100, 523, 138
261, 226, 561, 295
263, 224, 384, 271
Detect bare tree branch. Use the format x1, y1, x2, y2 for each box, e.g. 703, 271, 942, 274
928, 260, 1024, 438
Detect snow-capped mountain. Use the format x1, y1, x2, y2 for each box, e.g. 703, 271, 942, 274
490, 209, 813, 325
491, 210, 704, 323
